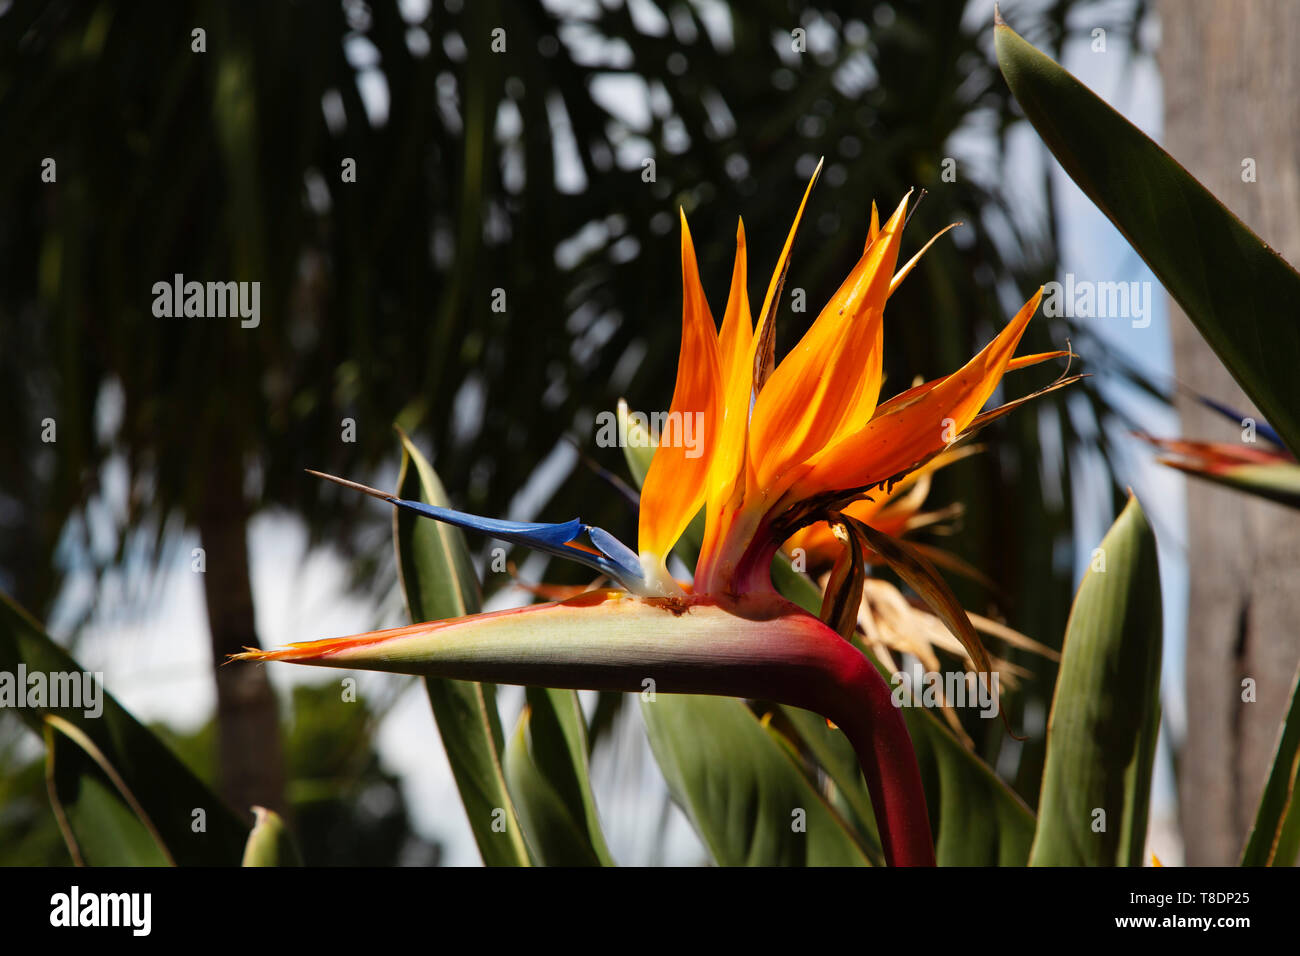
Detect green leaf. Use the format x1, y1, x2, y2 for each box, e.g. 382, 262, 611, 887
1030, 494, 1162, 866
0, 593, 249, 865
776, 705, 885, 861
641, 694, 875, 865
770, 549, 824, 613
392, 429, 532, 866
900, 700, 1036, 865
995, 16, 1300, 458
44, 717, 171, 866
504, 686, 615, 866
1241, 663, 1300, 865
241, 806, 303, 866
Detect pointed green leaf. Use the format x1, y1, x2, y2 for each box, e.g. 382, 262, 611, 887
899, 701, 1036, 865
241, 806, 302, 866
641, 694, 875, 866
504, 686, 615, 866
1241, 662, 1300, 865
996, 17, 1300, 458
392, 430, 532, 866
1030, 494, 1162, 866
0, 593, 248, 864
44, 718, 171, 866
776, 705, 885, 860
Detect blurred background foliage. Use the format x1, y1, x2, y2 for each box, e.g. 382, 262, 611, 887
0, 0, 1153, 861
0, 679, 438, 866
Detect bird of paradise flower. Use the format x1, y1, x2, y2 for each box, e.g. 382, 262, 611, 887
1137, 395, 1300, 510
235, 162, 1076, 866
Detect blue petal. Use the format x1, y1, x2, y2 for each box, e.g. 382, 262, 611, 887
385, 496, 643, 587
1197, 395, 1285, 449
587, 525, 643, 581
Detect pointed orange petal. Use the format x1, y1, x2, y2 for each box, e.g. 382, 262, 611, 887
748, 193, 909, 491
638, 211, 722, 561
782, 444, 972, 569
718, 218, 753, 387
888, 222, 960, 297
789, 288, 1043, 500
752, 160, 822, 392
709, 218, 755, 508
1007, 349, 1071, 371
865, 201, 881, 251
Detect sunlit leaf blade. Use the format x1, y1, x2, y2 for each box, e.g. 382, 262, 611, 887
241, 806, 302, 867
0, 593, 248, 864
392, 430, 532, 866
995, 17, 1300, 458
641, 694, 875, 866
1241, 663, 1300, 866
1030, 495, 1162, 866
504, 686, 615, 866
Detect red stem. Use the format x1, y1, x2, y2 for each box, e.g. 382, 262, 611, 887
813, 649, 937, 867
714, 622, 938, 866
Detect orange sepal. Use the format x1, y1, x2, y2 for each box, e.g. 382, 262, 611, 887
638, 212, 723, 560
788, 287, 1043, 501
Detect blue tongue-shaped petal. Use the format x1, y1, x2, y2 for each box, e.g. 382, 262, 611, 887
1196, 395, 1286, 450
308, 471, 645, 588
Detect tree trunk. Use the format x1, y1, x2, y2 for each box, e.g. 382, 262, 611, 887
1160, 0, 1300, 865
198, 475, 287, 821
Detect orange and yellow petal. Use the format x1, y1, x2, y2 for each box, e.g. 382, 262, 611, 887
709, 219, 755, 510
638, 211, 723, 568
786, 287, 1043, 502
746, 193, 909, 492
